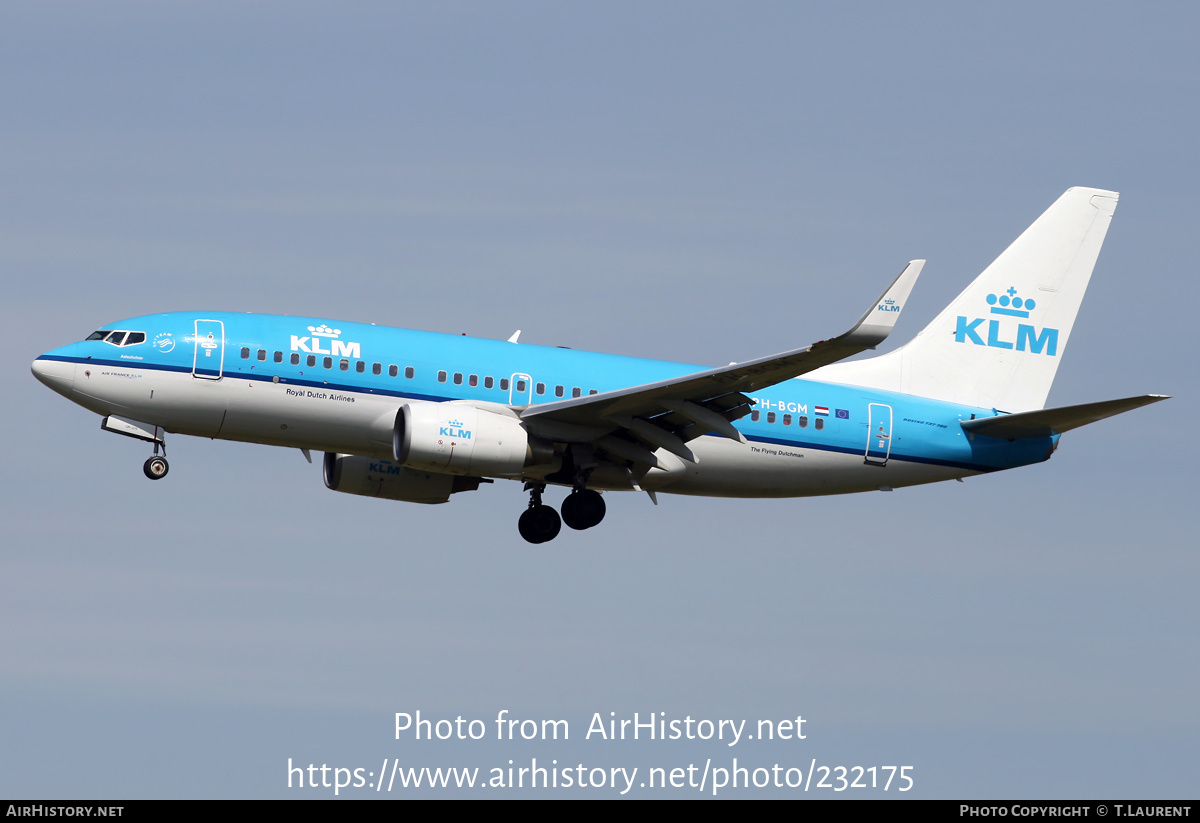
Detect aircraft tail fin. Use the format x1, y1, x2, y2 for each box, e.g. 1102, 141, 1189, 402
811, 187, 1120, 411
960, 394, 1168, 440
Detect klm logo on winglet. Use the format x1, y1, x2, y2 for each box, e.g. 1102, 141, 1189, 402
290, 324, 362, 358
955, 287, 1058, 356
440, 419, 472, 439
877, 298, 900, 313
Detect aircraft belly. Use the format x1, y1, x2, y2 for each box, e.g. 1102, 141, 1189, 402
656, 436, 972, 498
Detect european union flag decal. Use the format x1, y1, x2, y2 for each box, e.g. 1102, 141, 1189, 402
835, 409, 849, 419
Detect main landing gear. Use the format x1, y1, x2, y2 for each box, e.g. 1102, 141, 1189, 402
517, 482, 606, 544
561, 488, 605, 531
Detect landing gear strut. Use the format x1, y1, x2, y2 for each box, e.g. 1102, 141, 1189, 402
518, 483, 561, 544
142, 440, 169, 480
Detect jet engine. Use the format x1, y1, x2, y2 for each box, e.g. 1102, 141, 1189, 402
323, 452, 483, 504
394, 402, 553, 477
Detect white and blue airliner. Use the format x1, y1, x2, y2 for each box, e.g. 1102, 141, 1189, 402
32, 187, 1166, 542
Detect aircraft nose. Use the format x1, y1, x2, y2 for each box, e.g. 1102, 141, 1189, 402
31, 356, 75, 396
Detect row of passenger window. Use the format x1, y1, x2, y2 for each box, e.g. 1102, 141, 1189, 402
238, 348, 601, 398
241, 348, 415, 378
436, 370, 598, 398
750, 409, 825, 430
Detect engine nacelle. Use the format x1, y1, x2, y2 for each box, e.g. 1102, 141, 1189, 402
323, 452, 482, 504
394, 402, 550, 477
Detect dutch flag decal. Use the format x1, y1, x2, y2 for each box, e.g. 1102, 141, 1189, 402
815, 406, 829, 416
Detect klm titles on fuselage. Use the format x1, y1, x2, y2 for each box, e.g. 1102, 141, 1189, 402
289, 324, 362, 359
955, 288, 1058, 356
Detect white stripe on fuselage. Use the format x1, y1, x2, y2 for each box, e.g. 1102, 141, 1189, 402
67, 362, 974, 497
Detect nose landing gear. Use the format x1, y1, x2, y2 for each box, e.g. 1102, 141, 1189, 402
143, 455, 169, 480
142, 438, 169, 480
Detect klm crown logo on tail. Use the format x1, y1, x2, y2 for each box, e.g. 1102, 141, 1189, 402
955, 287, 1058, 356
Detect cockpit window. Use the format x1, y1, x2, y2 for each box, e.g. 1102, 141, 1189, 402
87, 330, 146, 347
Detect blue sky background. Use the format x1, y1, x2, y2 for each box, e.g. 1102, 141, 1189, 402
2, 2, 1195, 798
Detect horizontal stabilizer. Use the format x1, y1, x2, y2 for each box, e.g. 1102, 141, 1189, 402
961, 394, 1168, 439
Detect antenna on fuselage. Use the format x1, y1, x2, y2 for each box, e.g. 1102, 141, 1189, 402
508, 330, 521, 343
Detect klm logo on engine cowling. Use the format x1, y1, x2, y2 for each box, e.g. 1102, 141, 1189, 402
955, 288, 1059, 356
290, 324, 361, 358
439, 418, 472, 439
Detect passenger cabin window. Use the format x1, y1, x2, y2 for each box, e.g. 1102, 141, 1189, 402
356, 361, 365, 373
783, 414, 792, 426
515, 379, 526, 392
290, 353, 300, 365
241, 347, 250, 359
372, 363, 381, 375
555, 385, 564, 397
438, 371, 447, 383
274, 351, 283, 363
815, 418, 824, 430
405, 367, 414, 379
323, 357, 332, 369
536, 383, 545, 395
307, 355, 316, 367
751, 410, 760, 422
257, 349, 267, 361
339, 359, 349, 371
469, 374, 478, 387
501, 378, 510, 391
589, 389, 598, 395
572, 387, 581, 398
388, 365, 398, 378
798, 416, 808, 428
453, 372, 463, 385
484, 376, 494, 389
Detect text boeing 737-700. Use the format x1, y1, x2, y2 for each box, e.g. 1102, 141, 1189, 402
32, 187, 1166, 543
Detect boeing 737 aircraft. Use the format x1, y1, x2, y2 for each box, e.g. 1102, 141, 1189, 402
32, 187, 1166, 542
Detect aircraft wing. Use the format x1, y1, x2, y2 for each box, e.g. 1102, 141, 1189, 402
520, 260, 923, 464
